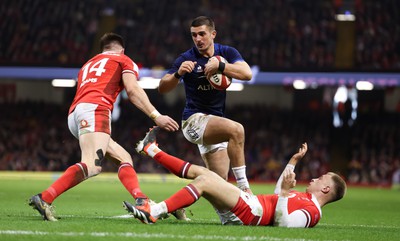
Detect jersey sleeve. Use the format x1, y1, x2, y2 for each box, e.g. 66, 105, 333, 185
274, 164, 295, 194
121, 56, 139, 79
274, 196, 320, 228
274, 197, 309, 228
221, 45, 245, 64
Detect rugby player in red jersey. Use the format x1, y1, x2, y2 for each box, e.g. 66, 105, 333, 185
29, 33, 179, 221
124, 127, 346, 227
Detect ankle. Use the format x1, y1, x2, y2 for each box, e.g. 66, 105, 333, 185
146, 143, 161, 157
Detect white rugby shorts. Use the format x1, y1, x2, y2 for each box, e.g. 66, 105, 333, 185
68, 103, 111, 139
216, 191, 263, 225
182, 113, 228, 154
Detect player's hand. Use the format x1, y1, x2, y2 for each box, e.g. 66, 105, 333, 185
288, 142, 307, 166
204, 57, 219, 79
280, 169, 296, 197
154, 115, 179, 132
178, 61, 197, 76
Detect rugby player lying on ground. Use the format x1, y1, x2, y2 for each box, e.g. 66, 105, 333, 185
124, 127, 346, 227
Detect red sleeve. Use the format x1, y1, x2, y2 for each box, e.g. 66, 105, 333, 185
121, 55, 139, 79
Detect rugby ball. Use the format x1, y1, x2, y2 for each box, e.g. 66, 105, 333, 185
207, 56, 232, 90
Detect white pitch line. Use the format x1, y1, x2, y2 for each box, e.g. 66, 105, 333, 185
27, 213, 400, 229
0, 230, 327, 241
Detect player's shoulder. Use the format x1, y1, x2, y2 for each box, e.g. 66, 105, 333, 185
214, 43, 243, 63
114, 53, 133, 62
99, 52, 132, 61
215, 43, 237, 53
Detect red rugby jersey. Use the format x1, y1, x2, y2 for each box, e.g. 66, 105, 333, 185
69, 52, 139, 114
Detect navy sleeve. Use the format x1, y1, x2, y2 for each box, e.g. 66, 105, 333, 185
220, 45, 244, 64
167, 55, 186, 75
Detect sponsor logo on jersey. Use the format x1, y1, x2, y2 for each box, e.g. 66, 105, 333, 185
197, 84, 214, 91
80, 78, 97, 88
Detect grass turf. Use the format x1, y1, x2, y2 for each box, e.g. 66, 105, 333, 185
0, 172, 399, 241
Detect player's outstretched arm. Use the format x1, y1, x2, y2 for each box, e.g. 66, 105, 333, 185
274, 143, 307, 194
273, 143, 311, 227
123, 73, 179, 132
274, 169, 311, 228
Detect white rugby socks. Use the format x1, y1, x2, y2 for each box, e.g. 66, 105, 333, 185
232, 165, 250, 190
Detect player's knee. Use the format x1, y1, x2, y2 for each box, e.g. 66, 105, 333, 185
194, 174, 213, 189
210, 166, 228, 180
110, 148, 133, 165
229, 122, 244, 141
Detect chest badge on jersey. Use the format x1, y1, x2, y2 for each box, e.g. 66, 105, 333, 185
195, 65, 203, 73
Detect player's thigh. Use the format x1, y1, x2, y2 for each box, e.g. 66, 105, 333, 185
106, 138, 133, 165
202, 149, 230, 179
200, 172, 241, 210
203, 116, 242, 144
79, 132, 110, 167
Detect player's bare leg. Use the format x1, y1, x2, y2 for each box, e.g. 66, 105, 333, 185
106, 138, 148, 205
125, 128, 240, 223
202, 116, 251, 192
29, 132, 109, 221
202, 149, 230, 179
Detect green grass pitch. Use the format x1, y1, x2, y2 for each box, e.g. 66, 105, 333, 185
0, 171, 399, 241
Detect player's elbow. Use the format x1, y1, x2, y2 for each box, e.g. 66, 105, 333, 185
158, 80, 174, 94
125, 88, 136, 100
157, 85, 168, 94
242, 71, 252, 81
236, 70, 252, 81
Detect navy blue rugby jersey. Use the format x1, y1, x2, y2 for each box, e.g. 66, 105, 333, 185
167, 43, 244, 120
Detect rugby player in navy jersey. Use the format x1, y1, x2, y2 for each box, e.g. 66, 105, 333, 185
159, 16, 253, 194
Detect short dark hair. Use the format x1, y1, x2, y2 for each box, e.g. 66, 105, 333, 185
100, 33, 125, 51
328, 172, 347, 203
191, 16, 215, 31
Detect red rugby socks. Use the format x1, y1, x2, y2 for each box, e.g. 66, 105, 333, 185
41, 163, 88, 204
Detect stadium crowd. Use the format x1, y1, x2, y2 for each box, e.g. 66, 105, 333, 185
354, 0, 400, 70
1, 100, 399, 187
0, 0, 101, 66
1, 0, 399, 70
347, 113, 400, 186
1, 0, 399, 187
